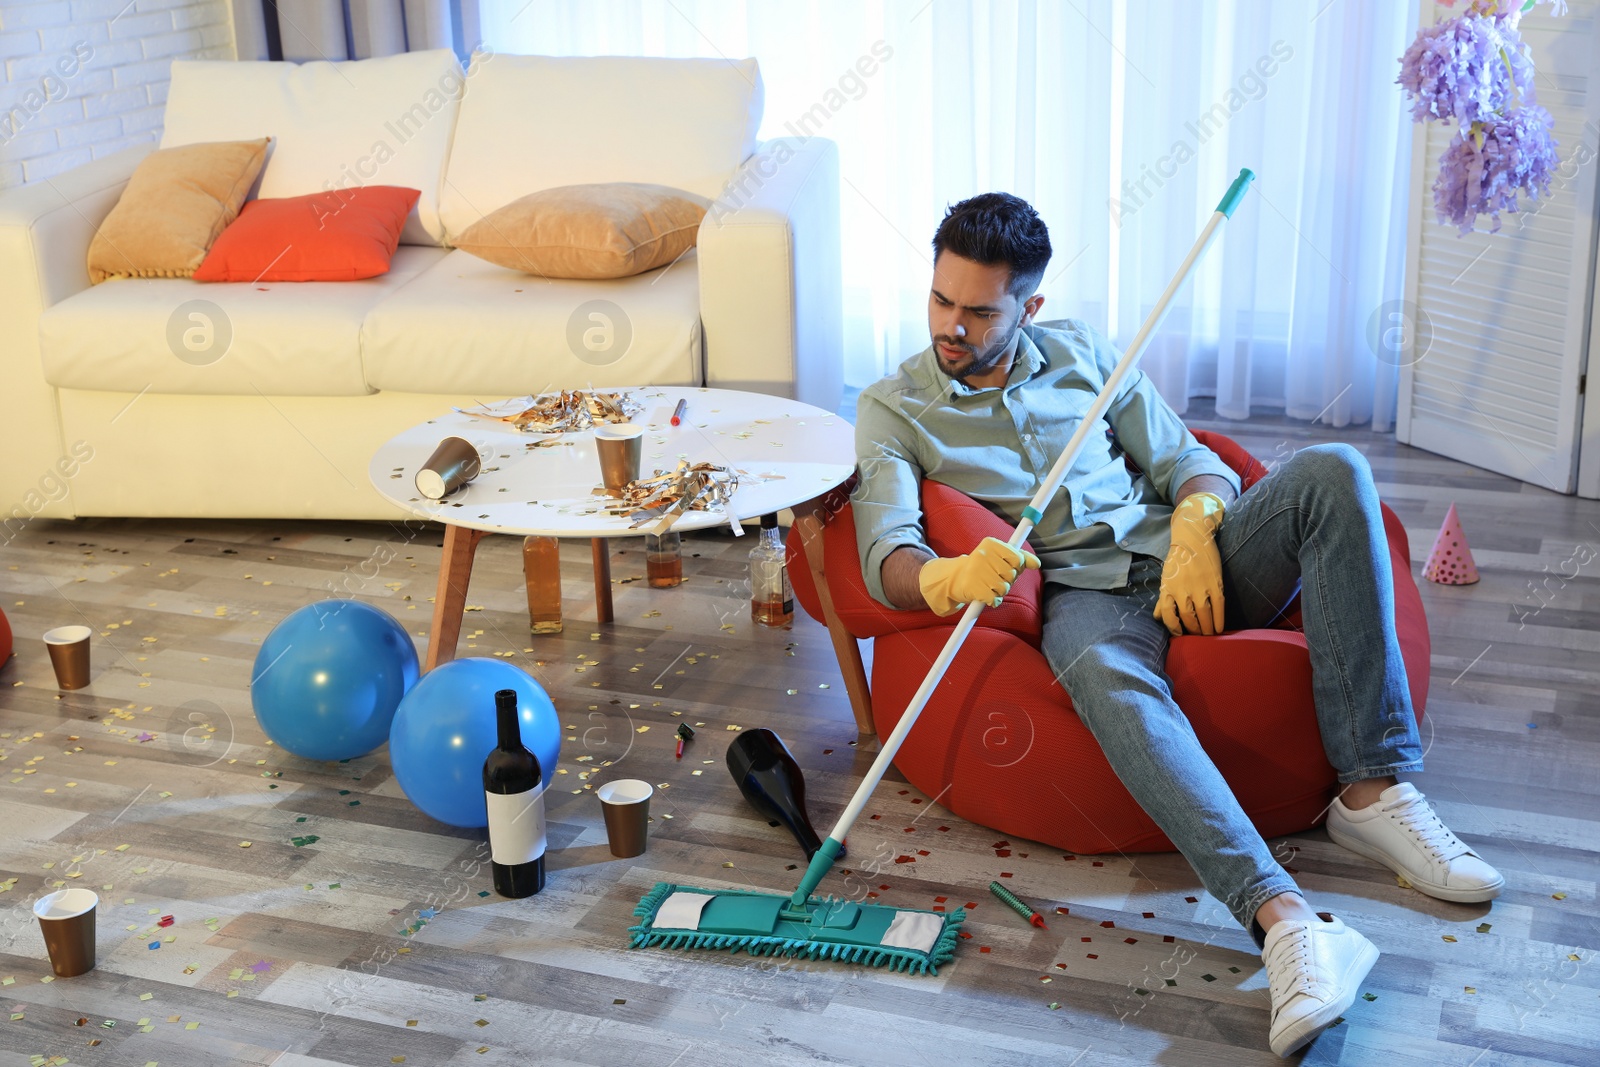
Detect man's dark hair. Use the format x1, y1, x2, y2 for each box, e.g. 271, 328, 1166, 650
932, 192, 1052, 298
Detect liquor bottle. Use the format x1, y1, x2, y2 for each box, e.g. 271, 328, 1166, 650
645, 531, 682, 588
749, 513, 793, 627
483, 688, 546, 897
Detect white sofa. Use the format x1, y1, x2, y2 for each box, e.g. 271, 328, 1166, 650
0, 49, 842, 522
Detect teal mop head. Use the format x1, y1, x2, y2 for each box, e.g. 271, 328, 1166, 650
629, 882, 966, 975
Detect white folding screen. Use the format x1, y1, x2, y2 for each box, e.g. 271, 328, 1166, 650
1398, 0, 1600, 496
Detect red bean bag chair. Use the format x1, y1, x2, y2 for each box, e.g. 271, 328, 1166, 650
788, 429, 1429, 854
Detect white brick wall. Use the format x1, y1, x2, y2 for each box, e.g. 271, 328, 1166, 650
0, 0, 234, 190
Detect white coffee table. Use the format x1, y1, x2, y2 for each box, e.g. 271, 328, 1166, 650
368, 386, 855, 668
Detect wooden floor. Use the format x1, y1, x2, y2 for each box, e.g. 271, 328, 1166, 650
1, 401, 1597, 1067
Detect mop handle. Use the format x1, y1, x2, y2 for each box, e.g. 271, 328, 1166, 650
790, 169, 1255, 907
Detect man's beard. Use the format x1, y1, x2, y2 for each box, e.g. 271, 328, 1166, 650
933, 317, 1019, 381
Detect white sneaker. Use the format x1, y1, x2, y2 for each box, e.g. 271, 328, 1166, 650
1262, 914, 1379, 1057
1326, 782, 1504, 903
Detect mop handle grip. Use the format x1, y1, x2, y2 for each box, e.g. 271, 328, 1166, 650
1215, 167, 1257, 219
792, 170, 1255, 908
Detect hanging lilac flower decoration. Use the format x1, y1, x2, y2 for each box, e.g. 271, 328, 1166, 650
1397, 0, 1564, 235
1433, 106, 1559, 233
1397, 14, 1536, 127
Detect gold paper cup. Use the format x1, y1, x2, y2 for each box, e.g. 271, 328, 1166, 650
33, 887, 98, 977
42, 625, 92, 690
597, 778, 653, 858
593, 424, 644, 498
415, 437, 482, 500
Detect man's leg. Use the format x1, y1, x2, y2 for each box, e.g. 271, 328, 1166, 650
1217, 442, 1501, 901
1043, 548, 1380, 1057
1216, 442, 1423, 784
1040, 559, 1299, 940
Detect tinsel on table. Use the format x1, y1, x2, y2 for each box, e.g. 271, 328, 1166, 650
456, 390, 644, 433
607, 460, 740, 529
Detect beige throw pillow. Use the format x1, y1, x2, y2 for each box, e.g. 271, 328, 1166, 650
87, 137, 271, 284
454, 182, 711, 279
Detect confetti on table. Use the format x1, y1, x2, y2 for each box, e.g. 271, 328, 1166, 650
1464, 986, 1477, 994
1442, 934, 1457, 942
239, 841, 251, 848
1201, 974, 1215, 982
1361, 993, 1377, 1001
1476, 922, 1492, 933
1552, 891, 1567, 900
474, 1019, 489, 1027
139, 992, 153, 1001
474, 994, 488, 1002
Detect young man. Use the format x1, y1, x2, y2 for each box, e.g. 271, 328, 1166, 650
851, 193, 1503, 1057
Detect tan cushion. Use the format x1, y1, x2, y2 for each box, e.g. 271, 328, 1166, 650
453, 183, 710, 279
87, 138, 270, 284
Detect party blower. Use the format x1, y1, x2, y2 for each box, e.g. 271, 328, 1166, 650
629, 169, 1256, 975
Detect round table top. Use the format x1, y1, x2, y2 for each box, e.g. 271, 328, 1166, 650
368, 386, 856, 538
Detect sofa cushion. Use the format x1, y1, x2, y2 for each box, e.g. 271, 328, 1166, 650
39, 246, 446, 397
195, 186, 420, 282
88, 138, 270, 283
361, 248, 701, 394
439, 55, 762, 243
454, 182, 710, 279
161, 51, 463, 247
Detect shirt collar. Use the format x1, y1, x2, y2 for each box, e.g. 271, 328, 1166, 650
917, 327, 1047, 398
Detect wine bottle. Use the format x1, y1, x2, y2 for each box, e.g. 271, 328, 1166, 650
726, 728, 842, 860
483, 688, 546, 897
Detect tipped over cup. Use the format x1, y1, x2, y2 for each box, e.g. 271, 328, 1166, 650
43, 625, 92, 690
33, 887, 98, 977
416, 436, 482, 500
597, 778, 653, 858
593, 424, 644, 498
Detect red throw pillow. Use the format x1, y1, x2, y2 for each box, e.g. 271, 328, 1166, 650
194, 186, 421, 282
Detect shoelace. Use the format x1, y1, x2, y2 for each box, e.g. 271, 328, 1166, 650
1382, 790, 1470, 863
1264, 925, 1314, 1003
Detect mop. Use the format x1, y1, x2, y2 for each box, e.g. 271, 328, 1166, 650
629, 168, 1257, 975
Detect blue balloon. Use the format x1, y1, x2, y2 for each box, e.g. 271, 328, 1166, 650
250, 600, 419, 762
389, 658, 562, 828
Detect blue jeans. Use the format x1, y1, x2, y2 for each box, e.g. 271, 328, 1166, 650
1040, 443, 1424, 943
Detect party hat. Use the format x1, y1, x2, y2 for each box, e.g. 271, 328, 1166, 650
1422, 502, 1479, 585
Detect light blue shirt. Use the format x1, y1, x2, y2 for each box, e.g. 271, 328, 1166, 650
852, 319, 1242, 607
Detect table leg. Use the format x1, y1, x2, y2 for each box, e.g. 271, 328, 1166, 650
591, 538, 614, 623
427, 525, 486, 672
524, 536, 563, 635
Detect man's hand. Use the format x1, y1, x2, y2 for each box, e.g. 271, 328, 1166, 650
918, 537, 1042, 617
1154, 491, 1227, 636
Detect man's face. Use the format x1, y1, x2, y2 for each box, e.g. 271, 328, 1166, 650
928, 252, 1027, 381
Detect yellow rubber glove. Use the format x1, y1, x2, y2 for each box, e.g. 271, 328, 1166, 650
1154, 491, 1227, 636
918, 536, 1042, 617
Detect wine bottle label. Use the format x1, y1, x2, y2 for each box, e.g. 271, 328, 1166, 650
486, 786, 547, 866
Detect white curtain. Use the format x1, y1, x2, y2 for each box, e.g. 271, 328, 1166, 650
484, 0, 1416, 431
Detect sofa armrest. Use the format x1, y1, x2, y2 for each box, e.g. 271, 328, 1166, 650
0, 144, 151, 527
697, 136, 843, 413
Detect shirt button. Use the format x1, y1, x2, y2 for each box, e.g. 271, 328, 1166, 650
1021, 433, 1032, 442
